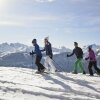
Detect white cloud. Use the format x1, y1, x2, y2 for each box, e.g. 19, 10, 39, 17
0, 0, 9, 12
0, 0, 56, 12
0, 0, 58, 27
0, 0, 16, 14
35, 0, 55, 3
0, 0, 56, 14
21, 0, 56, 3
0, 14, 59, 27
27, 15, 58, 21
70, 0, 87, 3
0, 21, 24, 27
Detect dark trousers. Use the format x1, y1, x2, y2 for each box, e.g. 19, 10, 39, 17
48, 54, 53, 59
88, 61, 100, 75
35, 56, 45, 72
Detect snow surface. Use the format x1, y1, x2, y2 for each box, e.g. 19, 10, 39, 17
0, 67, 100, 100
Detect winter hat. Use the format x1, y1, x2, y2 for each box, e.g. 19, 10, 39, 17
74, 42, 78, 45
88, 45, 92, 49
32, 39, 37, 43
44, 36, 49, 41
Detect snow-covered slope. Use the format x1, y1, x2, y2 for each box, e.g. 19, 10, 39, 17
0, 67, 100, 100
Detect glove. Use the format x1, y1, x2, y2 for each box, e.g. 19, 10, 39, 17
90, 58, 93, 60
85, 58, 88, 60
30, 52, 32, 55
30, 51, 35, 55
67, 54, 69, 57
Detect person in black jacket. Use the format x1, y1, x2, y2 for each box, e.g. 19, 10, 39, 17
42, 37, 53, 59
67, 42, 86, 74
42, 37, 56, 72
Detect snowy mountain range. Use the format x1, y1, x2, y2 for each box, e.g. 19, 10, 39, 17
0, 43, 100, 55
0, 43, 72, 69
0, 43, 33, 57
0, 43, 71, 57
0, 43, 100, 72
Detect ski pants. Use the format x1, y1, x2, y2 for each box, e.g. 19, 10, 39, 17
35, 56, 45, 72
44, 56, 56, 72
74, 58, 84, 73
88, 61, 100, 75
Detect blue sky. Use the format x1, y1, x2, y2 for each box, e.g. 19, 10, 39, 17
0, 0, 100, 49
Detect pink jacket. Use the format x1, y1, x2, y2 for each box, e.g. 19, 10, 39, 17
88, 50, 96, 61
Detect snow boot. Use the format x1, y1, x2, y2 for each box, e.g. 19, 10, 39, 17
96, 71, 100, 75
72, 71, 77, 74
89, 74, 94, 76
40, 68, 46, 73
35, 71, 42, 74
83, 71, 86, 74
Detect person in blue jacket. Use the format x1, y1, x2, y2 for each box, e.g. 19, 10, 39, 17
30, 39, 45, 73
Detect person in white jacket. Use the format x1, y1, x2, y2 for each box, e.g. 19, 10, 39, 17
42, 37, 56, 73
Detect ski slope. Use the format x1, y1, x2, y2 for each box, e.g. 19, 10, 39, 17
0, 67, 100, 100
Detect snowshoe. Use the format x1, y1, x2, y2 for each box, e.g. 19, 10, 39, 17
72, 71, 77, 74
35, 71, 42, 74
96, 71, 100, 75
89, 74, 94, 76
40, 68, 45, 73
83, 71, 86, 74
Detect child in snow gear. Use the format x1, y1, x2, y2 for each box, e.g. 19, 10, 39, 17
67, 42, 86, 74
42, 37, 56, 73
30, 39, 45, 73
85, 46, 100, 76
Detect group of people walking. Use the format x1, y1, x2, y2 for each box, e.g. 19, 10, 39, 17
30, 38, 100, 76
67, 42, 100, 76
30, 37, 56, 74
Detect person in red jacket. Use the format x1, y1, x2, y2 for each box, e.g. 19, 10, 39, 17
85, 46, 100, 76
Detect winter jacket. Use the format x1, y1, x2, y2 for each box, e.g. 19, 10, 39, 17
34, 44, 42, 57
88, 50, 96, 61
42, 42, 53, 57
68, 47, 83, 59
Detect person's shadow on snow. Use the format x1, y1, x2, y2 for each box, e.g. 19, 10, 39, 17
41, 73, 100, 99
